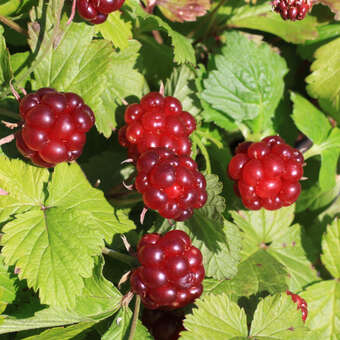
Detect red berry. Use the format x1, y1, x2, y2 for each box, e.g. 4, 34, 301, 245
228, 136, 304, 210
131, 231, 204, 310
16, 89, 94, 167
286, 290, 308, 322
272, 0, 312, 21
119, 93, 195, 159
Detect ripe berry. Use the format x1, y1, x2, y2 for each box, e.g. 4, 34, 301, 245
77, 0, 124, 25
17, 88, 94, 167
272, 0, 312, 21
228, 136, 304, 210
135, 148, 207, 221
130, 230, 204, 310
118, 93, 196, 161
286, 290, 308, 322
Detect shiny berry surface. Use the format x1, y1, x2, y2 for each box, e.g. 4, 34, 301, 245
17, 88, 95, 167
77, 0, 125, 24
135, 148, 207, 221
130, 230, 204, 310
227, 136, 304, 210
286, 290, 308, 322
272, 0, 312, 21
118, 93, 196, 161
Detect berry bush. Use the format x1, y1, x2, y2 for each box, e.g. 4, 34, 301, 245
0, 0, 339, 339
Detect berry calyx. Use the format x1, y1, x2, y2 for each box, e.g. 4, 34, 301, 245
77, 0, 124, 25
17, 88, 94, 167
286, 290, 308, 322
228, 135, 304, 210
272, 0, 312, 21
130, 230, 204, 310
135, 148, 207, 221
118, 93, 196, 161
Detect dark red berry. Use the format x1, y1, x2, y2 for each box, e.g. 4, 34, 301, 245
135, 148, 207, 221
119, 93, 196, 160
16, 89, 95, 167
228, 136, 304, 210
130, 231, 204, 310
272, 0, 312, 21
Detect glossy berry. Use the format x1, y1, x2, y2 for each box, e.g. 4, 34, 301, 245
130, 230, 204, 310
142, 309, 185, 340
17, 88, 94, 167
118, 93, 196, 161
286, 290, 308, 322
135, 148, 207, 221
228, 136, 304, 210
272, 0, 312, 21
77, 0, 125, 25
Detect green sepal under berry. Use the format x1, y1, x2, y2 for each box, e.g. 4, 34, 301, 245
152, 174, 241, 280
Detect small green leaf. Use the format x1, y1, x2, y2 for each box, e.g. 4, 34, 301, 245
306, 36, 340, 118
125, 0, 195, 65
202, 31, 287, 133
180, 294, 248, 340
0, 26, 12, 89
96, 11, 132, 50
321, 219, 340, 278
250, 293, 308, 339
0, 256, 17, 305
301, 280, 340, 340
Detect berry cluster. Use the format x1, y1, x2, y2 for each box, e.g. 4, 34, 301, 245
135, 148, 207, 221
142, 309, 185, 340
77, 0, 125, 24
287, 290, 308, 322
272, 0, 312, 21
17, 88, 94, 168
118, 92, 196, 161
228, 135, 304, 210
130, 230, 204, 310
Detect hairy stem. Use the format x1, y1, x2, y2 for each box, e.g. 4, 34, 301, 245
192, 134, 212, 174
128, 295, 141, 340
0, 16, 28, 36
102, 247, 138, 267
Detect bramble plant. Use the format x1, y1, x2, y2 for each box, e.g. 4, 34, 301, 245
0, 0, 339, 339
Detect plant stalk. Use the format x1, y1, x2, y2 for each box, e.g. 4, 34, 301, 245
0, 16, 28, 36
102, 247, 138, 266
128, 295, 141, 340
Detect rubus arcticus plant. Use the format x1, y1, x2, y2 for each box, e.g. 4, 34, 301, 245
0, 0, 338, 339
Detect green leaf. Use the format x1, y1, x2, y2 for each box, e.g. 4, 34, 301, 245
165, 64, 201, 116
0, 257, 122, 334
0, 156, 49, 223
125, 0, 195, 65
301, 280, 340, 340
231, 207, 319, 291
180, 294, 248, 340
250, 293, 308, 339
202, 31, 287, 135
0, 26, 12, 88
155, 174, 240, 279
290, 92, 331, 145
306, 36, 340, 119
102, 307, 152, 340
0, 256, 17, 305
96, 11, 132, 50
22, 322, 95, 340
321, 219, 340, 278
225, 1, 318, 44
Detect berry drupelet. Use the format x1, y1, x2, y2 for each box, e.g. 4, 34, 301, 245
272, 0, 312, 21
118, 92, 196, 161
228, 135, 304, 210
135, 147, 207, 221
130, 230, 204, 310
287, 290, 308, 322
17, 88, 95, 168
77, 0, 125, 24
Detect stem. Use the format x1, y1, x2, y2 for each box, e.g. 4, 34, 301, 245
196, 130, 223, 149
102, 247, 138, 266
128, 295, 141, 340
203, 0, 228, 40
303, 144, 320, 160
0, 16, 28, 36
0, 108, 21, 121
192, 134, 212, 174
